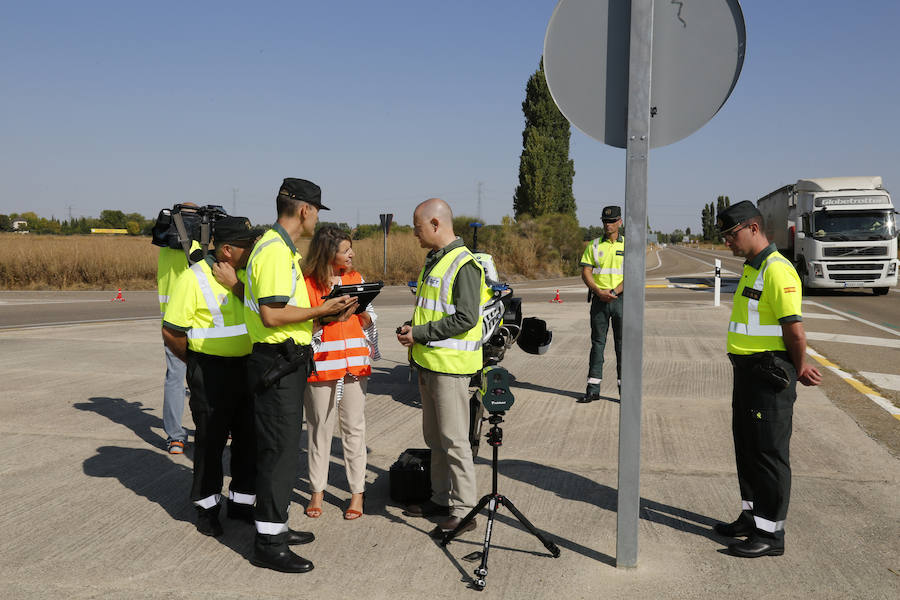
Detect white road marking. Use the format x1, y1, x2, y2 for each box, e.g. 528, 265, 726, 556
858, 372, 900, 392
646, 249, 663, 272
804, 300, 900, 337
0, 316, 161, 331
807, 348, 900, 420
0, 299, 114, 306
666, 248, 741, 275
800, 312, 847, 321
805, 331, 900, 348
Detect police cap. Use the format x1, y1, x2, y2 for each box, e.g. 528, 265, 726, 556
717, 200, 761, 234
601, 206, 622, 222
278, 178, 329, 211
213, 216, 266, 243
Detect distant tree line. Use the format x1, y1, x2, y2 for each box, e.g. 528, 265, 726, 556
0, 210, 156, 235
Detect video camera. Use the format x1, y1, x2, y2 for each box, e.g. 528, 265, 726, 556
151, 204, 228, 264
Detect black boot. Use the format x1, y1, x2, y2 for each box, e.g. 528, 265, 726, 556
226, 499, 254, 524
251, 532, 314, 573
713, 510, 754, 537
195, 504, 223, 537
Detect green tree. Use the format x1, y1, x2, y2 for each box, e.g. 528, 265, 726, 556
99, 210, 127, 228
0, 214, 10, 231
716, 196, 731, 226
513, 60, 576, 218
125, 221, 141, 235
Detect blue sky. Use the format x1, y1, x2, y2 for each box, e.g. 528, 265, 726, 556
2, 1, 898, 233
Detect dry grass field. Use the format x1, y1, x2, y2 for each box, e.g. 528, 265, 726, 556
0, 229, 567, 290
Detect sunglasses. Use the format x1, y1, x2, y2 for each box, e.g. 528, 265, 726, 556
721, 223, 749, 242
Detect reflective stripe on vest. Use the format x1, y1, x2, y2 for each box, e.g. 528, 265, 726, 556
414, 250, 472, 316
186, 263, 248, 342
590, 237, 625, 288
244, 237, 298, 315
308, 271, 372, 381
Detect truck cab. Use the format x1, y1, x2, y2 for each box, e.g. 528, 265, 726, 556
758, 176, 898, 294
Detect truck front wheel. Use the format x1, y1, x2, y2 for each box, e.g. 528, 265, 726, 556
873, 287, 890, 296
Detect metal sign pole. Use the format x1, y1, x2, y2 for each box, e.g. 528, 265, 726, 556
616, 0, 653, 569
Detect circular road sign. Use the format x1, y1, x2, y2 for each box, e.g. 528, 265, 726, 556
544, 0, 746, 149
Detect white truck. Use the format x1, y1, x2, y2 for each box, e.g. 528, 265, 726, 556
756, 176, 898, 295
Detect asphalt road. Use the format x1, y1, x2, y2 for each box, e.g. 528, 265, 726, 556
1, 247, 897, 455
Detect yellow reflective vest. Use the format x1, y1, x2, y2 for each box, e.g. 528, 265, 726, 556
243, 225, 313, 345
156, 242, 200, 315
411, 246, 488, 375
581, 235, 624, 289
162, 256, 251, 357
727, 247, 803, 355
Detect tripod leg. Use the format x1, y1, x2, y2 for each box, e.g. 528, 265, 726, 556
472, 496, 499, 589
440, 493, 491, 547
499, 496, 561, 558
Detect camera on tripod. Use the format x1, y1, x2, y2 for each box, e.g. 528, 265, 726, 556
477, 366, 514, 414
151, 204, 229, 263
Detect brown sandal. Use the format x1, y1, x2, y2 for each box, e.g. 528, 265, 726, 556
306, 492, 324, 518
344, 492, 365, 520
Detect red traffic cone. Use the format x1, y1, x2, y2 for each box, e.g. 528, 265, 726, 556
111, 289, 125, 302
550, 289, 563, 303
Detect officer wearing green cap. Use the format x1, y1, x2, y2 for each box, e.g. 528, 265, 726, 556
243, 178, 358, 573
713, 200, 821, 558
161, 215, 264, 538
578, 205, 624, 402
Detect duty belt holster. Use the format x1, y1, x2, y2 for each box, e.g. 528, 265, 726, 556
258, 339, 313, 392
731, 351, 790, 391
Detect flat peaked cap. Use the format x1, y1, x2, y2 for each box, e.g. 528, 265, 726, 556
213, 216, 266, 242
717, 200, 761, 233
278, 178, 329, 211
602, 206, 622, 221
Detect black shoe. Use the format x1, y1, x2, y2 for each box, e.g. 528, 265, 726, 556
286, 529, 315, 545
577, 392, 600, 404
226, 499, 254, 524
195, 505, 223, 537
728, 537, 784, 558
430, 516, 477, 538
251, 533, 314, 573
713, 511, 754, 537
403, 499, 450, 518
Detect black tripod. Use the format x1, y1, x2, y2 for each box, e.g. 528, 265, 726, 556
440, 412, 560, 590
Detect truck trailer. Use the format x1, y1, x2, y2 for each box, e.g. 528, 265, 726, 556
756, 176, 898, 294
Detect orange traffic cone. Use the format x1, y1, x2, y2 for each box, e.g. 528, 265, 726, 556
111, 289, 125, 302
550, 289, 563, 303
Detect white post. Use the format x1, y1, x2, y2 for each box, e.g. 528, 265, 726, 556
714, 259, 721, 307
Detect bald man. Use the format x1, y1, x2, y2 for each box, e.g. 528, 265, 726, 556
398, 198, 486, 536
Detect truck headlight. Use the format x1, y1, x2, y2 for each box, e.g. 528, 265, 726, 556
889, 261, 898, 277
813, 263, 824, 277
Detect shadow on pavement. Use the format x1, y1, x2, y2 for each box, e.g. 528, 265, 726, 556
74, 396, 195, 457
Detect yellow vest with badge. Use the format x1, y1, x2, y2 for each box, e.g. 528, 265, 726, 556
243, 227, 313, 345
411, 246, 489, 374
582, 235, 625, 289
728, 250, 802, 355
163, 258, 251, 357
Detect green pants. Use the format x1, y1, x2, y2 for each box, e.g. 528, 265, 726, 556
588, 295, 623, 394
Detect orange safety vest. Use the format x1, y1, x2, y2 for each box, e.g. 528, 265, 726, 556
305, 271, 372, 382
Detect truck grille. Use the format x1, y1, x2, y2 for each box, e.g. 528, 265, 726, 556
828, 273, 881, 281
823, 246, 887, 257
827, 263, 884, 271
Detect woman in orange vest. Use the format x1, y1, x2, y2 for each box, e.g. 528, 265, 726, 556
302, 226, 377, 520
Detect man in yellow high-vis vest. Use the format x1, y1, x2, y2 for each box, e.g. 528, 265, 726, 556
713, 201, 821, 558
398, 198, 484, 536
157, 236, 200, 454
243, 178, 357, 573
162, 216, 263, 538
578, 205, 625, 402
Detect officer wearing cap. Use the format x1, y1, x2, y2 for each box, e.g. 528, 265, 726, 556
243, 178, 357, 573
161, 216, 263, 537
578, 205, 625, 403
713, 200, 821, 558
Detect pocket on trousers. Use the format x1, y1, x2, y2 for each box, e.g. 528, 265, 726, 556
747, 405, 792, 451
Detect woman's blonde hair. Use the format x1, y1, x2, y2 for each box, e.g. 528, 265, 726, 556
302, 226, 352, 290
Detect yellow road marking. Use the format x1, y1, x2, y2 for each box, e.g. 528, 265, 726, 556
806, 347, 900, 420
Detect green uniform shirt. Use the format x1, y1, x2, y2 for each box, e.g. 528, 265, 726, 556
727, 244, 803, 355
243, 223, 313, 345
162, 256, 251, 357
580, 234, 625, 289
156, 242, 200, 315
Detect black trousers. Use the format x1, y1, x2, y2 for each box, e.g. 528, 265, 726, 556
185, 351, 255, 504
247, 343, 309, 527
729, 351, 797, 540
588, 294, 623, 391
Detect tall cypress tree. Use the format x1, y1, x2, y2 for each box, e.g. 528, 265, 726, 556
513, 60, 576, 218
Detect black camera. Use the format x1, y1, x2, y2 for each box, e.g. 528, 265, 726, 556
479, 366, 515, 413
151, 204, 228, 250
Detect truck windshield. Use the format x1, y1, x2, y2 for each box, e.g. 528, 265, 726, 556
812, 210, 896, 241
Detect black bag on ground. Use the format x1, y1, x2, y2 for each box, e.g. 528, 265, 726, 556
389, 448, 432, 504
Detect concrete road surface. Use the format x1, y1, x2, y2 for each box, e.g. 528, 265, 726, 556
1, 292, 898, 599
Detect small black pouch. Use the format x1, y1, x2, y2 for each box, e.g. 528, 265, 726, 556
752, 351, 791, 390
